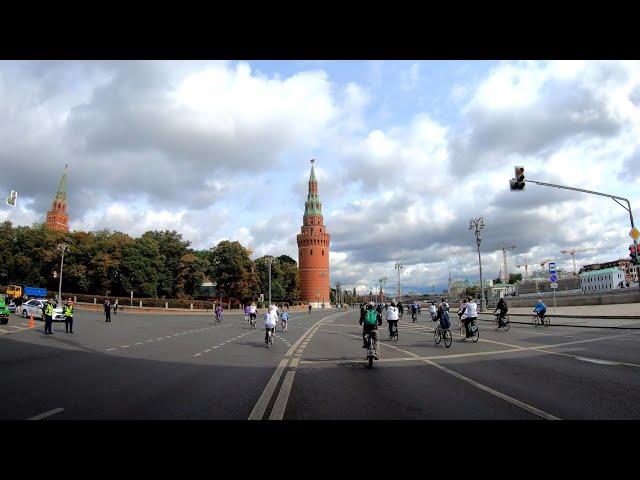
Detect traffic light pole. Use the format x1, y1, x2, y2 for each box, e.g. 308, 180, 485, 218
527, 179, 639, 290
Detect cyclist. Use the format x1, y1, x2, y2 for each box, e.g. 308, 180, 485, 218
280, 309, 289, 332
359, 301, 382, 358
494, 297, 509, 327
264, 307, 277, 344
308, 304, 312, 315
386, 300, 400, 339
397, 301, 404, 319
435, 301, 451, 331
410, 302, 418, 323
417, 302, 421, 315
441, 298, 449, 312
533, 298, 547, 321
428, 302, 437, 321
462, 297, 478, 340
215, 303, 223, 323
457, 299, 467, 320
249, 303, 257, 326
244, 304, 251, 323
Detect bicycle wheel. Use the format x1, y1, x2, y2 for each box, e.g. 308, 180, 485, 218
504, 316, 510, 332
544, 316, 551, 327
444, 329, 452, 348
368, 356, 374, 368
493, 317, 499, 330
471, 326, 479, 343
434, 328, 441, 345
532, 315, 539, 326
460, 323, 466, 337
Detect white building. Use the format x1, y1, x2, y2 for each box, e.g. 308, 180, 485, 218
580, 267, 626, 293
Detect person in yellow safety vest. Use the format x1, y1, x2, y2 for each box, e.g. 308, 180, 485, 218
44, 298, 55, 335
64, 299, 74, 334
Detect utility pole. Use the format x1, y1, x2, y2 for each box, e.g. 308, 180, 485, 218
320, 271, 327, 308
266, 257, 274, 306
469, 217, 486, 312
57, 243, 69, 304
335, 281, 341, 306
394, 263, 403, 302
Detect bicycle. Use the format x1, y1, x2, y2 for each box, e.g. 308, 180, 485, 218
365, 331, 378, 368
493, 313, 510, 331
458, 314, 466, 337
215, 313, 223, 324
389, 322, 398, 341
250, 316, 256, 330
433, 323, 452, 348
461, 318, 479, 343
265, 328, 274, 348
532, 313, 551, 327
281, 320, 288, 333
411, 311, 417, 323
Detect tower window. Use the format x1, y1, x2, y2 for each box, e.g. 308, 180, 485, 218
310, 249, 313, 256
322, 250, 324, 256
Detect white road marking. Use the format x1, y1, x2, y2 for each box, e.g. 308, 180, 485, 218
193, 353, 202, 357
269, 371, 296, 420
27, 408, 64, 420
204, 349, 211, 352
8, 325, 23, 330
146, 340, 154, 342
20, 322, 29, 326
315, 326, 560, 420
156, 337, 164, 340
120, 345, 130, 348
135, 342, 143, 345
0, 328, 9, 333
106, 348, 116, 351
575, 356, 620, 366
165, 336, 172, 338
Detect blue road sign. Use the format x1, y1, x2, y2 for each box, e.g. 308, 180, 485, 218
549, 273, 557, 283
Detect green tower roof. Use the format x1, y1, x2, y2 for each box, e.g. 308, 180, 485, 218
54, 165, 68, 203
304, 160, 322, 218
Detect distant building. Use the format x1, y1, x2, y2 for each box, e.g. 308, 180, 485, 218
580, 267, 625, 293
579, 259, 638, 286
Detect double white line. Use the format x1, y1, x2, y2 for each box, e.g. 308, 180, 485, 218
248, 311, 347, 420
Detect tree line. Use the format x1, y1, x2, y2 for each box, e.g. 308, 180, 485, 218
0, 221, 300, 303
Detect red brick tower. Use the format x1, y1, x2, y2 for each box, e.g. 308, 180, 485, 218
46, 165, 69, 232
297, 159, 331, 308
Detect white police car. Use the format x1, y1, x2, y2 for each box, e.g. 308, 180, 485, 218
20, 299, 65, 321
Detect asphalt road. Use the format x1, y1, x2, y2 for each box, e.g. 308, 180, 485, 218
1, 308, 639, 420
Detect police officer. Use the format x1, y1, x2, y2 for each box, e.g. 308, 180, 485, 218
44, 298, 55, 334
104, 298, 111, 322
64, 299, 74, 333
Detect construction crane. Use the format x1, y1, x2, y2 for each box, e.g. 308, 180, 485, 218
497, 245, 517, 283
560, 248, 596, 275
515, 256, 531, 279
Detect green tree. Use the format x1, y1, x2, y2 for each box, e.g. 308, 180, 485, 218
143, 230, 190, 298
120, 235, 163, 297
508, 273, 523, 284
493, 277, 502, 285
175, 253, 210, 298
209, 240, 255, 302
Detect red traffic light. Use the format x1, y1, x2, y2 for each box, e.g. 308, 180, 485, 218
510, 166, 525, 191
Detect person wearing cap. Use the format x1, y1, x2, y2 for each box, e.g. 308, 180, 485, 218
64, 299, 74, 333
43, 298, 55, 334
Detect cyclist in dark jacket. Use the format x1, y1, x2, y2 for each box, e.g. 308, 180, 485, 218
494, 297, 509, 327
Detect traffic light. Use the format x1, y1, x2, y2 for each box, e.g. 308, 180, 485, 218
630, 245, 640, 265
510, 166, 525, 191
53, 270, 58, 279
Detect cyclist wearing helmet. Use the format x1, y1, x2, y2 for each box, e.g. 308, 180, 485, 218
386, 300, 400, 339
359, 301, 382, 358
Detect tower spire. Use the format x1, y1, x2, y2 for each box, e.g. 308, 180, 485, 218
304, 159, 322, 218
55, 164, 68, 202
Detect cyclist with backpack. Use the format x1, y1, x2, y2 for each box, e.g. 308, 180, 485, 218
462, 297, 478, 340
494, 297, 509, 327
410, 302, 418, 323
360, 301, 382, 358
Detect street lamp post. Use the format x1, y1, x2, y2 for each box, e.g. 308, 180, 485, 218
266, 257, 274, 306
320, 271, 327, 308
57, 243, 70, 304
394, 263, 403, 302
469, 217, 486, 312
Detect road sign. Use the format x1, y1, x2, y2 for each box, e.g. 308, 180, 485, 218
630, 227, 640, 241
549, 273, 557, 283
550, 282, 558, 289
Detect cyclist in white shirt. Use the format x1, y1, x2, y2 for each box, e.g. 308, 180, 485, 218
386, 300, 400, 339
264, 308, 277, 344
428, 302, 437, 320
463, 297, 478, 339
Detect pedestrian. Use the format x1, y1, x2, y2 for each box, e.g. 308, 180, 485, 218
64, 299, 74, 333
113, 299, 118, 315
104, 298, 111, 322
43, 298, 55, 334
308, 304, 312, 315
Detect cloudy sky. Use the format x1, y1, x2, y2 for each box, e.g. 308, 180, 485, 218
1, 60, 639, 294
